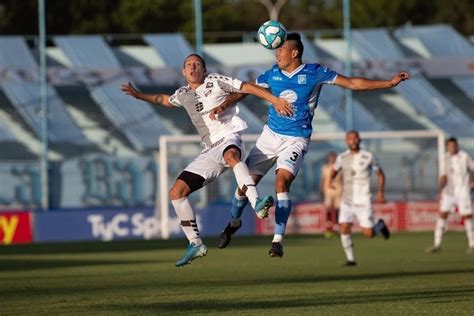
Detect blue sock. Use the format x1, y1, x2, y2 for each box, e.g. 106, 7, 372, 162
373, 219, 383, 236
231, 194, 248, 221
274, 193, 292, 235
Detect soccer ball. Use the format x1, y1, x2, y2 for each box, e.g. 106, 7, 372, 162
257, 20, 287, 50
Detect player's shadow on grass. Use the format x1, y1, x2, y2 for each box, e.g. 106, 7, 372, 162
90, 285, 474, 313
0, 239, 187, 255
0, 258, 161, 272
247, 268, 474, 285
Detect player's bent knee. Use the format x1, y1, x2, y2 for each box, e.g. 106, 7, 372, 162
340, 224, 351, 235
363, 229, 375, 238
169, 186, 184, 200
439, 212, 449, 220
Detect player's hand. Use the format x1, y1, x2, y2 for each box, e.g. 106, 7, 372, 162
390, 72, 410, 87
209, 104, 227, 120
374, 191, 386, 203
121, 82, 140, 99
274, 98, 293, 116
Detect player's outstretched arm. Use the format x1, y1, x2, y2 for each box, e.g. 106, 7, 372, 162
120, 82, 173, 107
209, 93, 247, 120
375, 168, 386, 203
335, 72, 410, 91
240, 82, 293, 116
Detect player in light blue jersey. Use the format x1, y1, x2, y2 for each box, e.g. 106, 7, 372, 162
214, 33, 409, 257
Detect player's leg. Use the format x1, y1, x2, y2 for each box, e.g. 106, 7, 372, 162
426, 195, 452, 253
218, 175, 263, 249
269, 169, 295, 258
170, 172, 208, 267
172, 151, 226, 266
339, 202, 356, 266
217, 133, 273, 248
324, 194, 336, 238
458, 197, 474, 253
268, 137, 307, 258
219, 130, 278, 248
222, 144, 273, 219
359, 207, 390, 239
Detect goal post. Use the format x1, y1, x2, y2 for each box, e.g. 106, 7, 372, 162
156, 130, 445, 239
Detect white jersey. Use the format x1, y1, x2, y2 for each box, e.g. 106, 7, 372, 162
169, 73, 247, 147
333, 149, 380, 206
441, 150, 474, 197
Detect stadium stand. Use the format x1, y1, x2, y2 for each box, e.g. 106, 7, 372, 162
54, 35, 174, 151
395, 24, 474, 119
352, 29, 474, 136
143, 33, 194, 70
0, 37, 91, 152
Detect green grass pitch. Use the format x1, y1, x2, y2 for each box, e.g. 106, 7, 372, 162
1, 232, 473, 315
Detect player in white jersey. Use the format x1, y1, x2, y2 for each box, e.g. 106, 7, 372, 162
331, 130, 390, 266
121, 54, 292, 267
213, 33, 409, 257
426, 137, 474, 254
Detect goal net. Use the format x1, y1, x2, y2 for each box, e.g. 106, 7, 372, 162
156, 130, 445, 238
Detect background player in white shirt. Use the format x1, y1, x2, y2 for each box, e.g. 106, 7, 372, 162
426, 137, 474, 254
121, 54, 292, 267
320, 151, 342, 238
213, 33, 409, 257
331, 130, 390, 266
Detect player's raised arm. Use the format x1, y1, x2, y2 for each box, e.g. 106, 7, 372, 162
240, 82, 293, 116
334, 72, 410, 91
120, 82, 174, 107
209, 93, 247, 120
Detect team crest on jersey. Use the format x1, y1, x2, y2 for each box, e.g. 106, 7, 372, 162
297, 75, 306, 84
178, 87, 189, 94
206, 82, 214, 88
279, 89, 298, 103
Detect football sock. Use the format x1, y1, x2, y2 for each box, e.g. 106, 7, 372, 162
434, 217, 447, 248
272, 234, 283, 243
340, 234, 355, 262
232, 162, 259, 209
464, 218, 474, 248
230, 189, 248, 226
372, 219, 384, 236
274, 192, 292, 235
171, 197, 202, 246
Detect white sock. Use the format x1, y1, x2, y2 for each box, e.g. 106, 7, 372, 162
464, 218, 474, 248
340, 234, 355, 262
272, 234, 283, 243
434, 218, 447, 248
232, 162, 259, 209
171, 197, 202, 245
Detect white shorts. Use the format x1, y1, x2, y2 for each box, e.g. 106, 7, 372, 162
338, 201, 375, 228
440, 194, 473, 216
246, 125, 308, 177
184, 133, 244, 186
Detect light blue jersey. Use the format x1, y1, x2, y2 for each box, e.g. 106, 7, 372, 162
256, 63, 338, 138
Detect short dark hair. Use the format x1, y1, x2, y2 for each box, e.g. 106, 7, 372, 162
183, 53, 206, 69
286, 32, 304, 60
447, 137, 458, 144
346, 130, 359, 137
